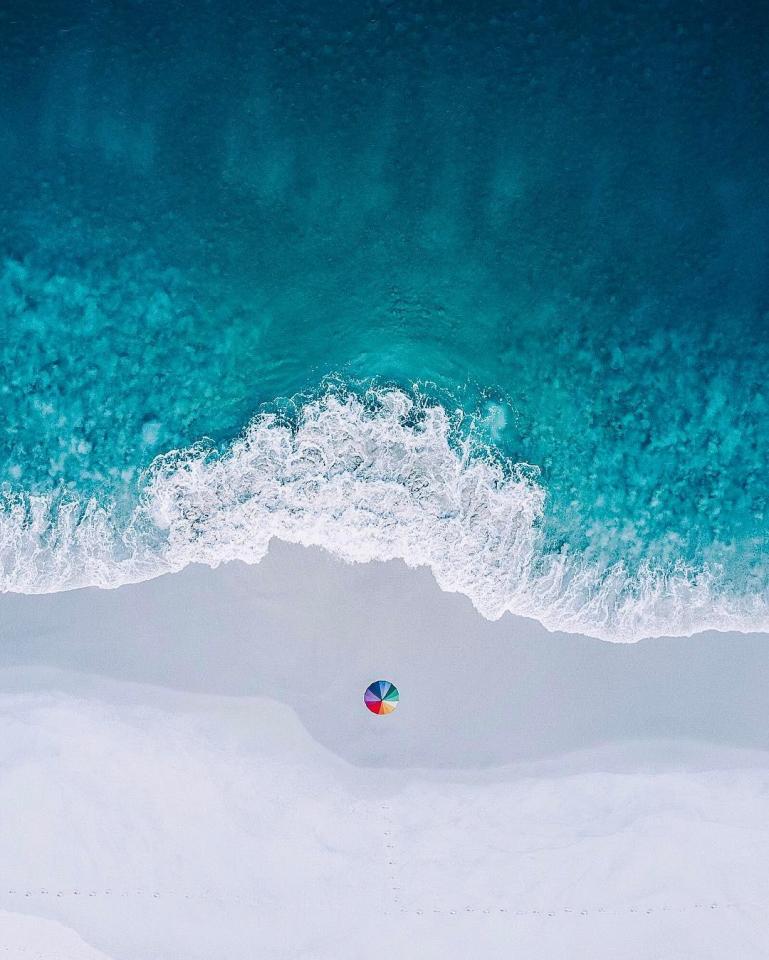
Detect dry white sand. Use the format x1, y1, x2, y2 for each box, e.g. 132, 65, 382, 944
0, 541, 768, 958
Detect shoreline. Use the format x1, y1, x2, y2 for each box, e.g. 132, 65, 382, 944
3, 387, 766, 645
2, 539, 769, 767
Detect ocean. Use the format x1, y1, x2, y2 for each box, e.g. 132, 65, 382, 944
1, 0, 768, 640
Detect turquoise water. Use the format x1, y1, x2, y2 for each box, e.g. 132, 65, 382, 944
1, 1, 768, 638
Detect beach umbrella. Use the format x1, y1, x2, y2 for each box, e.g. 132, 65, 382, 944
364, 680, 399, 715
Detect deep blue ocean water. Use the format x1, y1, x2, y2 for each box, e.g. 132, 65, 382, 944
1, 0, 768, 639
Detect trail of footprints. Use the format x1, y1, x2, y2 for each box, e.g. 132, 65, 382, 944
380, 800, 399, 915
409, 902, 735, 919
2, 888, 262, 908
376, 801, 740, 918
0, 883, 743, 919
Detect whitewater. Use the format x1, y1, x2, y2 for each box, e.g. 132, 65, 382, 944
0, 387, 761, 643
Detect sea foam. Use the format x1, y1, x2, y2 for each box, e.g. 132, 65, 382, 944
0, 388, 765, 642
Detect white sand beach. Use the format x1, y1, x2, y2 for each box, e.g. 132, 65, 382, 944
0, 541, 768, 959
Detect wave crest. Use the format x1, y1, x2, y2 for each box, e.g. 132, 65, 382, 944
0, 389, 765, 642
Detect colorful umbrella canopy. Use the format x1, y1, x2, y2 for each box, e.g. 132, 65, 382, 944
364, 680, 400, 715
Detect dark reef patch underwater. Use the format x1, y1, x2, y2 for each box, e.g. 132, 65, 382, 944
1, 0, 769, 639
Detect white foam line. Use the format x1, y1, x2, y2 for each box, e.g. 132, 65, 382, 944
1, 388, 767, 642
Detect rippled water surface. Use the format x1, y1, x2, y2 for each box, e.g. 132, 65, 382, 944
1, 1, 768, 637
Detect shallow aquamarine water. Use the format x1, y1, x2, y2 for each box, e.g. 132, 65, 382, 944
1, 0, 768, 636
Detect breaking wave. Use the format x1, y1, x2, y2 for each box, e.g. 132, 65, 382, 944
0, 387, 765, 642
